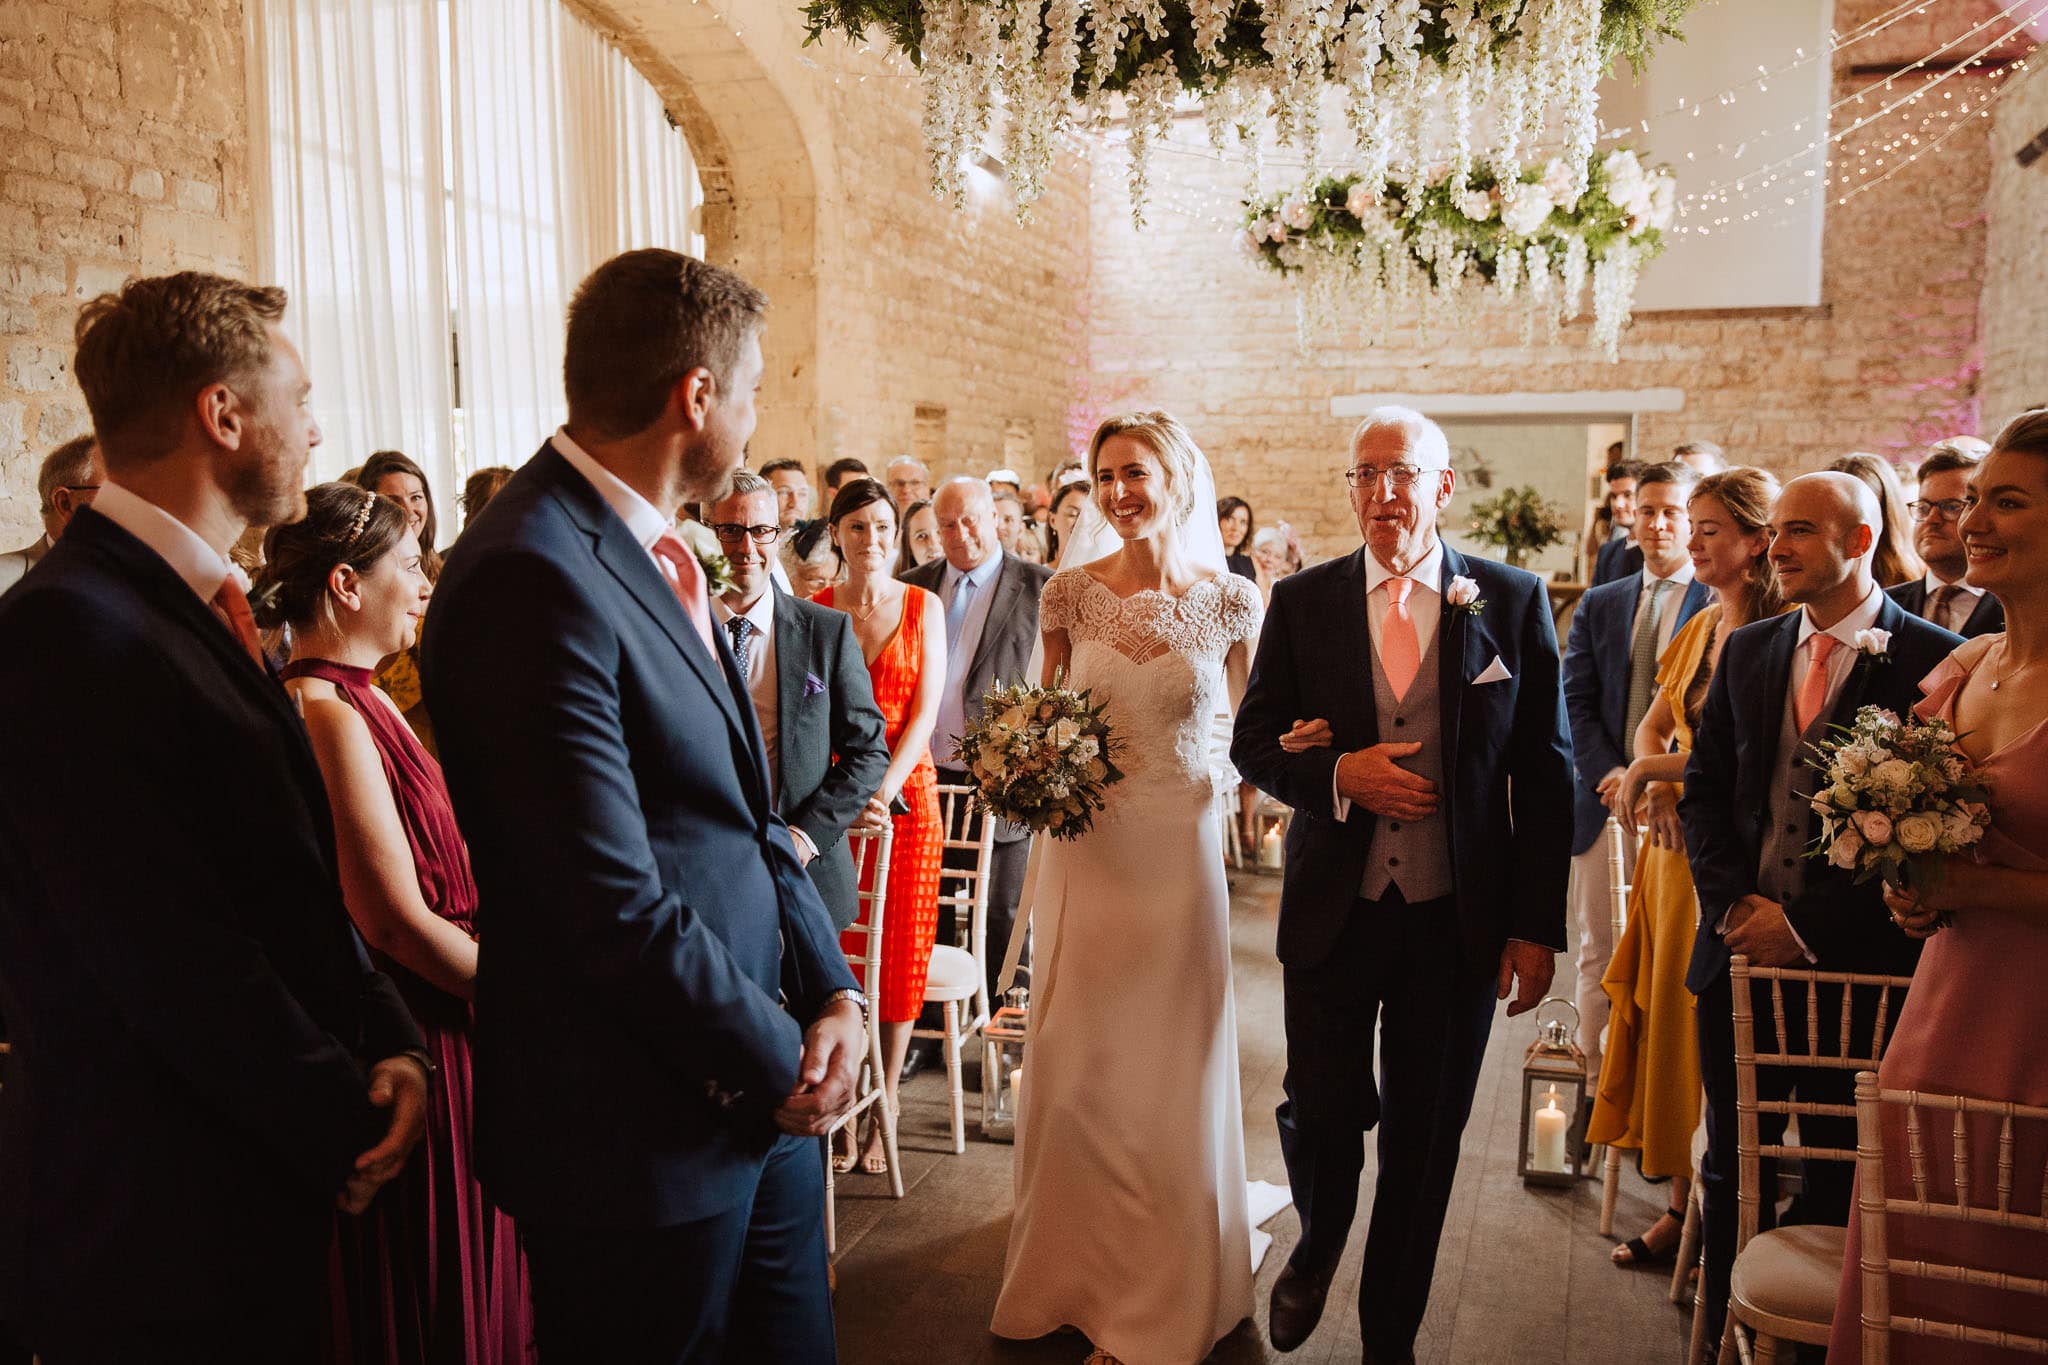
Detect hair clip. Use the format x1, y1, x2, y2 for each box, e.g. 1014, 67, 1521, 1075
341, 490, 376, 543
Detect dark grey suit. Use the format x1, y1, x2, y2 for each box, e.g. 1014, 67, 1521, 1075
766, 586, 891, 930
900, 550, 1053, 1000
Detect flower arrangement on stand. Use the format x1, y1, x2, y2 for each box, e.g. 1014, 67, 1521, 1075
801, 0, 1696, 220
1465, 485, 1570, 569
1240, 147, 1677, 358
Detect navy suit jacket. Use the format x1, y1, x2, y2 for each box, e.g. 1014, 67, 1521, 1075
1886, 579, 2004, 640
1593, 535, 1642, 586
422, 443, 857, 1229
0, 509, 422, 1324
1231, 544, 1576, 974
768, 586, 890, 930
1680, 593, 1959, 994
1562, 571, 1712, 854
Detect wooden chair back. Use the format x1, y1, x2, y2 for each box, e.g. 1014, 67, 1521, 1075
1852, 1071, 2048, 1362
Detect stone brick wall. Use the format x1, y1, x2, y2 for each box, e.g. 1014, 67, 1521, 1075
1980, 57, 2048, 428
0, 0, 255, 546
1085, 63, 1996, 563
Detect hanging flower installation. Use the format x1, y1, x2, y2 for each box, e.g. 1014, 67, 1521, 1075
802, 0, 1697, 218
1240, 147, 1676, 359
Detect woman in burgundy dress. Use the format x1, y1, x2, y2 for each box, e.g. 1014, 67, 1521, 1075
255, 483, 532, 1365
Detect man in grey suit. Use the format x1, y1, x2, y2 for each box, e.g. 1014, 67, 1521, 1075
708, 473, 891, 929
0, 436, 102, 595
900, 476, 1053, 1005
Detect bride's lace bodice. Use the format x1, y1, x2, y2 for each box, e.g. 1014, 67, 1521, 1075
1040, 569, 1263, 808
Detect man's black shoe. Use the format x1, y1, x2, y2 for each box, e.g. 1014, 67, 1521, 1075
1267, 1263, 1331, 1353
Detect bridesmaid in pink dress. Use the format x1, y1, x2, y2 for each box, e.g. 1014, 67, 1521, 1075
1828, 418, 2048, 1362
257, 484, 533, 1365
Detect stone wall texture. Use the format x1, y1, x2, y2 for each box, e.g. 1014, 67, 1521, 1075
0, 0, 255, 546
1980, 55, 2048, 428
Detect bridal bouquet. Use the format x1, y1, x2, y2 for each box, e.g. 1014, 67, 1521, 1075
957, 674, 1123, 840
1807, 705, 1991, 922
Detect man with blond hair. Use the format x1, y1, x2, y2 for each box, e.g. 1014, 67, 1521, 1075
0, 273, 428, 1362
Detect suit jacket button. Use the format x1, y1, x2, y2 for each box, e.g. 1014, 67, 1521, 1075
1783, 858, 1796, 868
1394, 717, 1406, 728
1390, 823, 1402, 832
1388, 856, 1401, 867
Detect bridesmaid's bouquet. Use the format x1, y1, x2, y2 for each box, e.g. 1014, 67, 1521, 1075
957, 674, 1124, 840
1807, 705, 1991, 922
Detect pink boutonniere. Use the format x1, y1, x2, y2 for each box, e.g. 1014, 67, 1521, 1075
1445, 574, 1486, 618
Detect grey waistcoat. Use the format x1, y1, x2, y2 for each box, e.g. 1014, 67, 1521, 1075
1360, 626, 1455, 904
1756, 686, 1834, 907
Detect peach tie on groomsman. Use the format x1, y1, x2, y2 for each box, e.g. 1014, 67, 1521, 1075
1795, 631, 1840, 733
211, 576, 268, 670
1381, 576, 1422, 700
651, 531, 718, 652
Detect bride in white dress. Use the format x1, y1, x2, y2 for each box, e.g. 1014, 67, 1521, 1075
990, 411, 1262, 1364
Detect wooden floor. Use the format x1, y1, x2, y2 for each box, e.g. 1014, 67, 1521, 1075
830, 871, 1695, 1365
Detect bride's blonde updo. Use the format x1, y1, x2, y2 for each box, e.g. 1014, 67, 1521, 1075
1087, 410, 1203, 527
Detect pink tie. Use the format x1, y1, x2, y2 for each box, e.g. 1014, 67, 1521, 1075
1381, 577, 1422, 701
1795, 631, 1841, 733
651, 532, 717, 653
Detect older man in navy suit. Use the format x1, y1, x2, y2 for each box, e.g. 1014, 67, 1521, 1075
1681, 472, 1957, 1348
425, 251, 863, 1364
1562, 461, 1710, 1100
1233, 407, 1574, 1362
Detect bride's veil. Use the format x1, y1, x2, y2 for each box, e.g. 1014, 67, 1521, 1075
997, 427, 1235, 997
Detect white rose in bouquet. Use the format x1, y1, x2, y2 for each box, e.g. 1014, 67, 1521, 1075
1050, 717, 1082, 749
1502, 186, 1554, 237
1829, 829, 1864, 869
1854, 809, 1894, 845
1895, 811, 1943, 854
1602, 149, 1647, 205
1281, 196, 1314, 230
1458, 189, 1495, 221
1871, 758, 1917, 797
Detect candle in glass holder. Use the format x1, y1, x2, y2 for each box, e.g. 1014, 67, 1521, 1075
1532, 1085, 1568, 1172
1011, 1067, 1024, 1106
1260, 824, 1284, 869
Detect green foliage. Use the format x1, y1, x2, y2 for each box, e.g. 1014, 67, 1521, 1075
1466, 485, 1570, 558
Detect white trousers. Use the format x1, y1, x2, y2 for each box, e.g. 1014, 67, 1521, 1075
1567, 829, 1638, 1085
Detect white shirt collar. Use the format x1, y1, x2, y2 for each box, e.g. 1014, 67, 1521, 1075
1924, 568, 1982, 599
1643, 558, 1696, 590
553, 427, 672, 552
712, 585, 777, 632
1796, 582, 1886, 650
1364, 536, 1445, 597
91, 481, 238, 602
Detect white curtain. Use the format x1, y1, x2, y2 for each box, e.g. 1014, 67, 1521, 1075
250, 0, 705, 510
249, 0, 455, 493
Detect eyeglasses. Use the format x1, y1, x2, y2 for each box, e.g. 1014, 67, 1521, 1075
708, 522, 781, 545
1908, 498, 1967, 522
1343, 463, 1441, 491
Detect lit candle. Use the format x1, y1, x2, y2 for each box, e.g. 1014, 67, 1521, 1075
1260, 824, 1284, 868
1533, 1085, 1569, 1172
1010, 1067, 1024, 1107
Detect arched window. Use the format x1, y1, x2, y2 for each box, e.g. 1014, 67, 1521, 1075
250, 0, 704, 513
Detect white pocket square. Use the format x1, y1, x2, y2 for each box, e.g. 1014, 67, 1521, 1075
1472, 656, 1512, 685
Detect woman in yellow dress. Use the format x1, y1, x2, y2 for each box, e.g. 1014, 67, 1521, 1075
1591, 467, 1783, 1267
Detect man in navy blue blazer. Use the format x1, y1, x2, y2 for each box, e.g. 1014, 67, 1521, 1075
1681, 472, 1957, 1348
1562, 461, 1710, 1100
1888, 442, 2005, 639
1233, 407, 1574, 1360
424, 251, 863, 1363
1590, 458, 1643, 586
0, 274, 428, 1362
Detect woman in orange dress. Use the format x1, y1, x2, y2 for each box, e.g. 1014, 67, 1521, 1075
813, 478, 946, 1176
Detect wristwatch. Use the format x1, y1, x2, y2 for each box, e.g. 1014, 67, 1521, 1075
820, 987, 870, 1024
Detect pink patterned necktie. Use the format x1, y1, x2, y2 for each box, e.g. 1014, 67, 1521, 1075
650, 532, 717, 653
1380, 576, 1422, 701
1795, 631, 1840, 733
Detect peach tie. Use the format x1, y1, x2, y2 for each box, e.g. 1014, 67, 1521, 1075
651, 532, 717, 653
1381, 576, 1422, 701
1795, 631, 1841, 733
211, 577, 267, 671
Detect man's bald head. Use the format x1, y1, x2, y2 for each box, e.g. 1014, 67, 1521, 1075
933, 476, 999, 571
1781, 471, 1880, 538
1770, 471, 1879, 609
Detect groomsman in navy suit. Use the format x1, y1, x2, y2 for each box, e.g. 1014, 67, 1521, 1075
425, 250, 864, 1363
1889, 441, 2005, 639
1681, 472, 1957, 1348
0, 274, 428, 1362
1234, 407, 1574, 1362
1590, 457, 1644, 586
1562, 461, 1710, 1099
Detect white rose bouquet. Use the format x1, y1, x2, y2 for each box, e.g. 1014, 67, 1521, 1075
956, 672, 1124, 841
1807, 704, 1991, 926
